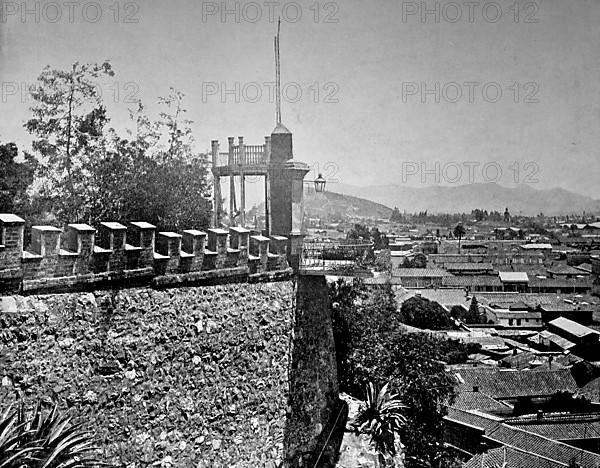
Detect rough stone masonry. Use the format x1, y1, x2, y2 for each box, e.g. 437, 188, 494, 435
0, 278, 340, 468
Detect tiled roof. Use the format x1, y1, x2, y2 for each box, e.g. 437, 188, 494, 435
464, 447, 566, 468
547, 264, 589, 276
442, 275, 502, 287
451, 409, 600, 467
581, 377, 600, 403
429, 254, 489, 263
443, 262, 494, 271
477, 293, 563, 308
444, 407, 503, 433
391, 268, 452, 278
528, 277, 592, 288
451, 391, 513, 413
453, 368, 578, 399
492, 310, 542, 320
501, 352, 544, 370
485, 423, 600, 466
498, 264, 548, 274
507, 418, 600, 441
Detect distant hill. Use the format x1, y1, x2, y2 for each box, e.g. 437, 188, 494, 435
304, 189, 392, 220
328, 182, 600, 216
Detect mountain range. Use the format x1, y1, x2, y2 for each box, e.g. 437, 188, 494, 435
323, 183, 600, 217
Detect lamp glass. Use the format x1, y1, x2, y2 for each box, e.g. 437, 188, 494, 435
314, 173, 326, 193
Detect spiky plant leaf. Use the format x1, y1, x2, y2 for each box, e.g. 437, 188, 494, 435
356, 381, 407, 456
0, 401, 102, 468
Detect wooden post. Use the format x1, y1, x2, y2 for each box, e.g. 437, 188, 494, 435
227, 136, 234, 165
240, 174, 246, 227
239, 136, 246, 227
230, 176, 235, 227
213, 176, 221, 227
264, 135, 272, 235
239, 136, 245, 165
211, 140, 219, 168
265, 136, 271, 163
265, 174, 270, 236
211, 140, 220, 227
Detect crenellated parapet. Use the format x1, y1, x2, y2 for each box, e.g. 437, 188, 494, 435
0, 214, 292, 294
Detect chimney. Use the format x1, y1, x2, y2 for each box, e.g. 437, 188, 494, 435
537, 410, 543, 420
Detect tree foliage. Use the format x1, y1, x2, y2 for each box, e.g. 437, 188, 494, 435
450, 297, 484, 325
346, 224, 388, 249
329, 279, 459, 468
22, 63, 212, 230
0, 143, 35, 214
453, 223, 466, 252
400, 253, 427, 269
25, 62, 114, 223
399, 296, 454, 330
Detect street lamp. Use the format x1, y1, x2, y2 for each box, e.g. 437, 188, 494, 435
314, 173, 327, 193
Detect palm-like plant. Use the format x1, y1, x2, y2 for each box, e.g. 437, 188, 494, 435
355, 382, 407, 457
0, 402, 102, 468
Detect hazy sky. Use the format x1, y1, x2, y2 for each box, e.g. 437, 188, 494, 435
1, 0, 599, 198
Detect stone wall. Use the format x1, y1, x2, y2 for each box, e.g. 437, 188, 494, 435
0, 214, 291, 294
0, 282, 295, 467
285, 275, 340, 467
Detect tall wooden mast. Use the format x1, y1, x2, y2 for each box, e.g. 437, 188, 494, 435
274, 17, 282, 125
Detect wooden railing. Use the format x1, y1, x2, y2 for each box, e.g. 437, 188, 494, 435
245, 145, 267, 165
214, 145, 267, 168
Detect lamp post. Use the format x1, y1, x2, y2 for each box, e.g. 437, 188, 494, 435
302, 174, 328, 235
314, 173, 327, 193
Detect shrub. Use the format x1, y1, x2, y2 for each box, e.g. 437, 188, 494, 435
0, 402, 102, 468
355, 382, 406, 456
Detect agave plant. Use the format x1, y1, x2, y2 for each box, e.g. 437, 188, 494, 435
355, 381, 407, 457
0, 401, 103, 468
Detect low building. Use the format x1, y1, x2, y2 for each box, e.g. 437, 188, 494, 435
390, 268, 452, 287
547, 263, 591, 279
505, 412, 600, 454
498, 271, 529, 292
528, 330, 577, 353
483, 301, 543, 329
442, 275, 503, 292
452, 367, 579, 404
445, 407, 600, 467
548, 317, 599, 359
444, 262, 495, 275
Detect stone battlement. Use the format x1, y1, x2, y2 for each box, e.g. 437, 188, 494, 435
0, 214, 291, 294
